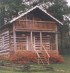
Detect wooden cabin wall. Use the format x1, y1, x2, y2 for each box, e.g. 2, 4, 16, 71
10, 13, 58, 52
0, 27, 10, 54
8, 13, 58, 53
9, 23, 30, 51
15, 13, 57, 32
9, 25, 13, 51
9, 24, 15, 52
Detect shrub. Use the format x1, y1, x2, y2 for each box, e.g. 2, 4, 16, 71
9, 51, 37, 64
9, 51, 64, 64
48, 54, 64, 63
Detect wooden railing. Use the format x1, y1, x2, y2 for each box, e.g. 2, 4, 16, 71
41, 44, 50, 65
31, 43, 50, 64
15, 20, 56, 31
31, 43, 44, 64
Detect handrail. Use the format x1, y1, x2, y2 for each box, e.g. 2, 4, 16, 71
31, 43, 39, 58
41, 44, 50, 65
30, 43, 50, 64
31, 43, 43, 64
42, 45, 50, 58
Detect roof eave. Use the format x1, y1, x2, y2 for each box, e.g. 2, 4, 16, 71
9, 6, 63, 25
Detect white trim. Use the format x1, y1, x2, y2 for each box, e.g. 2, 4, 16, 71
38, 7, 63, 25
9, 6, 38, 23
9, 6, 63, 25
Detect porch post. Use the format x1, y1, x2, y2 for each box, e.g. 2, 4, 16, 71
31, 32, 33, 50
40, 32, 42, 50
26, 36, 28, 50
56, 32, 59, 54
55, 25, 59, 54
13, 24, 16, 52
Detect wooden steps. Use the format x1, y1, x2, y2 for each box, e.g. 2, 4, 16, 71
37, 52, 48, 64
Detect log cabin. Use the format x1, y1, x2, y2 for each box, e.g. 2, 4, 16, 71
0, 6, 63, 64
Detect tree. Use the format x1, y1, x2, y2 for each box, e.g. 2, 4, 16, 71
47, 0, 70, 21
58, 21, 70, 54
24, 0, 70, 21
0, 8, 5, 26
0, 0, 27, 24
45, 0, 70, 54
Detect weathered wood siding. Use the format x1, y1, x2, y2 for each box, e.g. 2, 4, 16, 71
15, 20, 57, 32
0, 28, 10, 53
10, 15, 57, 50
16, 32, 28, 50
9, 25, 14, 51
14, 13, 57, 32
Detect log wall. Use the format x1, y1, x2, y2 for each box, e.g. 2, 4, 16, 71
0, 28, 10, 53
15, 20, 57, 31
0, 13, 58, 54
9, 25, 15, 51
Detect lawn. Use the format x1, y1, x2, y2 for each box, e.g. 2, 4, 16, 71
0, 55, 70, 73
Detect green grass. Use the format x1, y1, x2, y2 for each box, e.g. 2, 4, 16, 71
0, 55, 70, 73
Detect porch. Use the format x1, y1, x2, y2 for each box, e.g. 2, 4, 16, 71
10, 31, 58, 64
13, 32, 58, 54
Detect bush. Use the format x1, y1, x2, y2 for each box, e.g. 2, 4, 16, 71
9, 51, 64, 64
49, 54, 64, 63
9, 51, 37, 64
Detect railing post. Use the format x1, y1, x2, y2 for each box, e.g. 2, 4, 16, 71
40, 32, 42, 51
31, 32, 33, 50
56, 26, 59, 54
13, 24, 16, 52
42, 45, 50, 65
